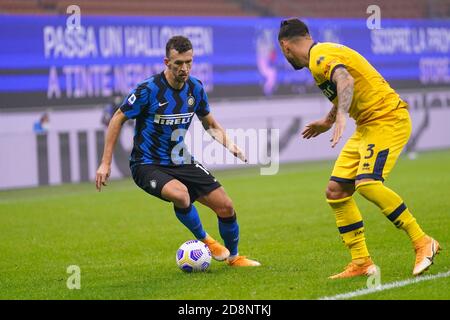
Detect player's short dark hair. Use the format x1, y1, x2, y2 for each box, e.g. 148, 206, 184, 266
278, 18, 310, 41
166, 36, 193, 57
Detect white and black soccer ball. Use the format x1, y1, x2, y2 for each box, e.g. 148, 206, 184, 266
176, 240, 211, 272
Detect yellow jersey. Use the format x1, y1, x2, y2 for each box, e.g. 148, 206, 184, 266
308, 42, 407, 125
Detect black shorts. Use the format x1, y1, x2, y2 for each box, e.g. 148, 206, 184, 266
131, 163, 221, 203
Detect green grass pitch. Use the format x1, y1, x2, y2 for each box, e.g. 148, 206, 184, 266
0, 150, 449, 300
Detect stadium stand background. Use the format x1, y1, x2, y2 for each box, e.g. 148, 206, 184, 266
1, 0, 450, 189
1, 0, 449, 18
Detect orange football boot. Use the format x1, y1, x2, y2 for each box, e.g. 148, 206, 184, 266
413, 235, 441, 276
201, 235, 230, 261
226, 255, 261, 267
329, 257, 377, 279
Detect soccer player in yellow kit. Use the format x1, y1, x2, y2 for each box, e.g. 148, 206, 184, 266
278, 18, 440, 278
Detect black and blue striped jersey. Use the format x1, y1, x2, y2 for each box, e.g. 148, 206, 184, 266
119, 72, 210, 166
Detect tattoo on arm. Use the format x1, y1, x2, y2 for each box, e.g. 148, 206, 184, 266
326, 105, 338, 124
332, 68, 354, 114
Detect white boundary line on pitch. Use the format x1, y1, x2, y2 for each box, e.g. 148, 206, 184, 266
319, 270, 450, 300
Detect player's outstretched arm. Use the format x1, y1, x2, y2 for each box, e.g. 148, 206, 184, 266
301, 104, 337, 139
200, 113, 247, 163
331, 67, 354, 148
95, 109, 128, 191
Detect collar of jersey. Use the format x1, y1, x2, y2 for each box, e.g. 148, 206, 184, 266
307, 41, 318, 68
161, 71, 187, 91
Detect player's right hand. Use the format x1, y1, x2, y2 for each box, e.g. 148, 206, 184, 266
301, 119, 332, 139
95, 163, 111, 192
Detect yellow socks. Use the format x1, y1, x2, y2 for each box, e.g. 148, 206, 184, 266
327, 196, 370, 260
327, 180, 425, 263
356, 180, 425, 242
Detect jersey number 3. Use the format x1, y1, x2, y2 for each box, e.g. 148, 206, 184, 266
365, 144, 375, 159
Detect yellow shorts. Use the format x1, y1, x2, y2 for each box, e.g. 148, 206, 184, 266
331, 108, 412, 183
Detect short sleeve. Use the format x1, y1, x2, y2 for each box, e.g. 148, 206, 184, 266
119, 82, 150, 119
310, 51, 346, 83
195, 88, 210, 118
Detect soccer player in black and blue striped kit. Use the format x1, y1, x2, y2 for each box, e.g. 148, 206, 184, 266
96, 36, 260, 267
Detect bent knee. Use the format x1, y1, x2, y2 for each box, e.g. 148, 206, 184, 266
325, 180, 355, 200
215, 198, 234, 218
165, 183, 190, 208
173, 193, 191, 209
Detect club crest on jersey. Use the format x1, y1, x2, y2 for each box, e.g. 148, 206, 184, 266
187, 96, 195, 106
154, 112, 194, 125
316, 56, 325, 66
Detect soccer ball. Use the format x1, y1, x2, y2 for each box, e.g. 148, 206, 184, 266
176, 240, 211, 272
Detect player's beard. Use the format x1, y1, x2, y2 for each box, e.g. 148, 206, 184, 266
176, 72, 189, 83
170, 66, 188, 83
287, 56, 303, 70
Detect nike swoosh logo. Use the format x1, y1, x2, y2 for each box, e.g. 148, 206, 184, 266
158, 101, 168, 107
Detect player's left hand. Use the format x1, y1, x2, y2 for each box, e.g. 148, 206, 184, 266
331, 113, 346, 148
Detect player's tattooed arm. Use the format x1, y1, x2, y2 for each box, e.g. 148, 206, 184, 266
329, 67, 354, 148
301, 104, 336, 140
325, 104, 338, 125
332, 67, 354, 115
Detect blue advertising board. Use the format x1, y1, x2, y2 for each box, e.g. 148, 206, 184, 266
0, 14, 449, 108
